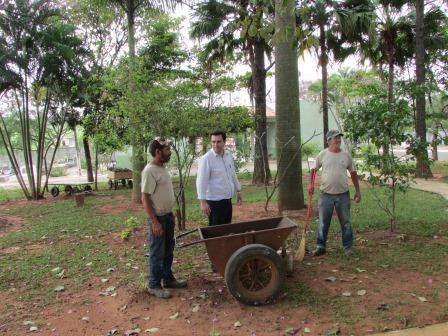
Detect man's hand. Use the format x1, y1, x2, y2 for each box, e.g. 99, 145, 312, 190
151, 219, 163, 237
354, 191, 361, 203
236, 192, 242, 206
200, 200, 210, 216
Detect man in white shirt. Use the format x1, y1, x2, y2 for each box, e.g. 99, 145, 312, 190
196, 130, 242, 226
309, 130, 361, 257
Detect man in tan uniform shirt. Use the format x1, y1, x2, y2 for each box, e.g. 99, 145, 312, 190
141, 138, 187, 299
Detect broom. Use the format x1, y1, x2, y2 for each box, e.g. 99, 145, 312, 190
295, 169, 317, 261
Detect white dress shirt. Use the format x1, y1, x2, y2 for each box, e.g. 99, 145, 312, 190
196, 149, 241, 201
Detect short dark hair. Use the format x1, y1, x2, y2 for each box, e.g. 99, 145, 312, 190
210, 129, 226, 141
148, 138, 168, 157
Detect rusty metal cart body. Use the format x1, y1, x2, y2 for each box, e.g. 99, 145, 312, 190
176, 216, 296, 306
107, 170, 133, 190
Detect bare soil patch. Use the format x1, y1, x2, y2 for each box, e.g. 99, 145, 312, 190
0, 215, 24, 237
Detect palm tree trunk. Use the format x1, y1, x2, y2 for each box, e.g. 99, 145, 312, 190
320, 23, 329, 148
415, 0, 432, 177
274, 0, 305, 212
251, 40, 271, 185
126, 2, 145, 203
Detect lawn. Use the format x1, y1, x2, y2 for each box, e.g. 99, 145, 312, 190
0, 176, 447, 335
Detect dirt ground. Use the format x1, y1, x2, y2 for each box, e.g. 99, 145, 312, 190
1, 196, 448, 336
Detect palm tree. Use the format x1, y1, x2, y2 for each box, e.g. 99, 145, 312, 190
359, 0, 413, 112
274, 0, 304, 211
190, 0, 273, 186
300, 0, 374, 147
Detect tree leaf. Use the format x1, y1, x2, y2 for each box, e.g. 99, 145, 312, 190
54, 285, 65, 292
145, 328, 160, 333
169, 312, 179, 320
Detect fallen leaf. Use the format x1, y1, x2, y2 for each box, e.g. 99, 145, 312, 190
233, 321, 241, 327
145, 328, 159, 333
23, 321, 36, 326
342, 291, 351, 297
54, 285, 65, 292
376, 303, 390, 311
51, 267, 62, 275
169, 312, 179, 320
357, 290, 367, 296
324, 326, 341, 335
192, 304, 200, 313
124, 328, 141, 336
325, 276, 337, 282
285, 327, 295, 335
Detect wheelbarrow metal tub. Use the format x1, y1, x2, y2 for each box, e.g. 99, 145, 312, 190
177, 216, 297, 305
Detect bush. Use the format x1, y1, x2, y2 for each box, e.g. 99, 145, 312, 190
50, 167, 67, 177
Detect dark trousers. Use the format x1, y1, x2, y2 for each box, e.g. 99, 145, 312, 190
207, 199, 232, 226
148, 213, 176, 288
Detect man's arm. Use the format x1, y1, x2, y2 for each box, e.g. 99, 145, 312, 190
350, 171, 361, 203
196, 157, 211, 216
141, 192, 163, 236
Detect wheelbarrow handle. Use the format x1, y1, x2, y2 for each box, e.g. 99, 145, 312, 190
175, 228, 204, 248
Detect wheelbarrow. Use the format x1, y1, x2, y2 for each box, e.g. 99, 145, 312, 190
176, 216, 297, 306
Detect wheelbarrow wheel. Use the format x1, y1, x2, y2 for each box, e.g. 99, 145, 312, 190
224, 244, 285, 306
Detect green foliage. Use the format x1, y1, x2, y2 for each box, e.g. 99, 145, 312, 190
120, 215, 141, 240
0, 0, 87, 200
342, 89, 416, 231
49, 167, 67, 177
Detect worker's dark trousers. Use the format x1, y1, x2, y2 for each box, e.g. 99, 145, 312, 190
207, 199, 232, 226
148, 213, 175, 289
316, 191, 353, 251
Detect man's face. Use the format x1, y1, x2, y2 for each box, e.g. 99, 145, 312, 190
159, 146, 171, 163
328, 135, 342, 148
211, 135, 225, 154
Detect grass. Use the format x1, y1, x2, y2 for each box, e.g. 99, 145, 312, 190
0, 174, 447, 332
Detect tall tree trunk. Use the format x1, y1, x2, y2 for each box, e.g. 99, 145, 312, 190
415, 0, 432, 177
251, 40, 271, 185
274, 0, 305, 212
431, 131, 438, 161
320, 23, 329, 148
83, 136, 94, 182
126, 2, 145, 203
73, 126, 81, 176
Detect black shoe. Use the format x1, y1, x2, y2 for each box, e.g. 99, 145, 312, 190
163, 279, 187, 288
148, 286, 171, 299
312, 248, 326, 257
